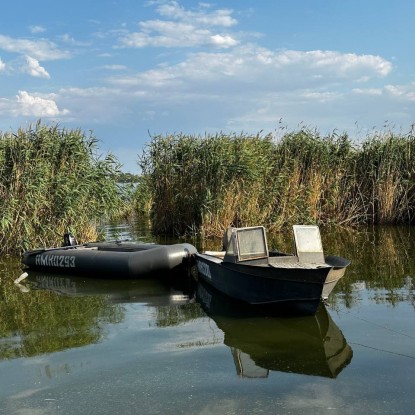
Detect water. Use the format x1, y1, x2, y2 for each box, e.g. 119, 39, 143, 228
1, 223, 415, 414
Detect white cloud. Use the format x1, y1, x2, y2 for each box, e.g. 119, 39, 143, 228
0, 34, 70, 60
100, 42, 408, 138
15, 91, 69, 117
121, 20, 210, 48
309, 50, 392, 77
156, 1, 237, 27
352, 83, 415, 101
0, 1, 404, 150
384, 83, 415, 100
109, 46, 392, 93
270, 50, 392, 80
210, 34, 238, 48
353, 88, 383, 96
24, 56, 50, 78
118, 2, 239, 49
29, 25, 46, 34
59, 33, 91, 47
0, 57, 5, 72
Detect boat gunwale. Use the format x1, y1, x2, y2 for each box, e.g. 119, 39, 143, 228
196, 252, 332, 270
195, 253, 330, 283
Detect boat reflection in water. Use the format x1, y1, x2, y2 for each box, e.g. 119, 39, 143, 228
197, 281, 353, 379
23, 272, 353, 379
25, 271, 193, 307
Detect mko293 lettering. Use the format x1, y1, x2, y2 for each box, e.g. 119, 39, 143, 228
35, 254, 76, 268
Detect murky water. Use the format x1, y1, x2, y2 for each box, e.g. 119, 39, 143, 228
1, 223, 415, 414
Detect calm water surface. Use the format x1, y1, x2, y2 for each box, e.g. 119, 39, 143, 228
1, 222, 415, 414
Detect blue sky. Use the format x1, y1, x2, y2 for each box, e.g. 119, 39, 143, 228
1, 1, 414, 172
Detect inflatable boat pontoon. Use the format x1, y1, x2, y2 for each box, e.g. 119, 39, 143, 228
22, 235, 197, 279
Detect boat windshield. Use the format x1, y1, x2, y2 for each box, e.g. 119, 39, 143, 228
293, 225, 325, 264
230, 226, 269, 261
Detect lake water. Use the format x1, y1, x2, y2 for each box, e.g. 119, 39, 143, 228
1, 222, 415, 414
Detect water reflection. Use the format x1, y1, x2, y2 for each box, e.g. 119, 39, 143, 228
4, 221, 415, 381
0, 263, 198, 361
25, 271, 203, 329
0, 276, 123, 360
27, 271, 193, 307
197, 281, 353, 379
3, 266, 354, 380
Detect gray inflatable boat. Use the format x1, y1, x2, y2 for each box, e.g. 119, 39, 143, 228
22, 236, 197, 279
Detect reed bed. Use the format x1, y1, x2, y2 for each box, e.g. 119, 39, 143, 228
139, 127, 415, 236
0, 121, 126, 254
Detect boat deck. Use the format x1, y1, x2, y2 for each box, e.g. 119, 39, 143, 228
201, 251, 329, 269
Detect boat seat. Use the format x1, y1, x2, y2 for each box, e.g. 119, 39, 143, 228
293, 225, 326, 264
268, 261, 328, 269
204, 251, 225, 259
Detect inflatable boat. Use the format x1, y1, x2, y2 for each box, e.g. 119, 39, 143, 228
22, 234, 197, 279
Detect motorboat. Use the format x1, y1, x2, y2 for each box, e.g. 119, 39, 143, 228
195, 225, 350, 314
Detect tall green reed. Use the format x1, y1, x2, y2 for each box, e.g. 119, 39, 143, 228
138, 126, 415, 237
355, 128, 415, 223
0, 121, 126, 254
139, 132, 275, 235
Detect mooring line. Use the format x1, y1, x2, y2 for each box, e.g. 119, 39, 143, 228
338, 309, 415, 341
349, 342, 415, 360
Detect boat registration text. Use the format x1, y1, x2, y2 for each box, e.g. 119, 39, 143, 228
35, 254, 76, 268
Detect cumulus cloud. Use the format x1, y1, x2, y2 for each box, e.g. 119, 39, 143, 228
306, 50, 392, 79
0, 34, 70, 60
210, 34, 238, 48
110, 46, 392, 93
15, 90, 69, 117
119, 1, 238, 48
120, 21, 212, 48
103, 40, 405, 137
352, 83, 415, 101
0, 57, 5, 72
24, 56, 50, 78
155, 1, 237, 27
0, 33, 71, 80
384, 83, 415, 100
0, 0, 406, 148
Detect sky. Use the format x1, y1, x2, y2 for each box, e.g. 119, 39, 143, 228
1, 1, 415, 172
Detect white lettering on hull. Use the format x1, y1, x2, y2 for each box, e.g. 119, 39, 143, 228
35, 254, 76, 268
